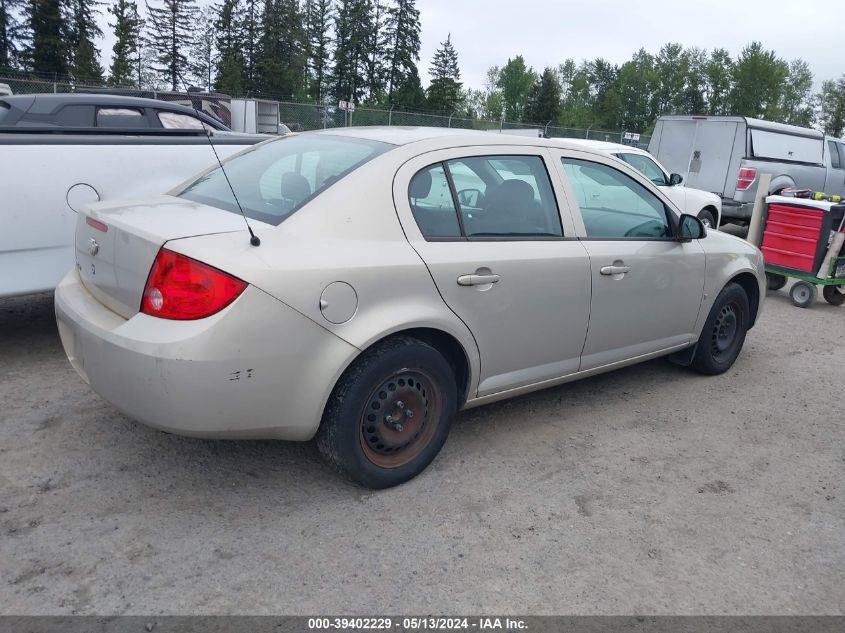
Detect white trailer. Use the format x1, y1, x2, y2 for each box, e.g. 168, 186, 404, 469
230, 99, 281, 135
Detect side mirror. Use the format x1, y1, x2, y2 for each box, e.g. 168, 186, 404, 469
669, 173, 684, 186
678, 213, 706, 241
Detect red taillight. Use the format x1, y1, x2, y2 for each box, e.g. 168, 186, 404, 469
736, 167, 757, 191
140, 248, 246, 320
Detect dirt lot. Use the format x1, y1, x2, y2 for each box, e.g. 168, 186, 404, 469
1, 281, 843, 615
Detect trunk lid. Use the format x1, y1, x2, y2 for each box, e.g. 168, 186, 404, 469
75, 195, 248, 318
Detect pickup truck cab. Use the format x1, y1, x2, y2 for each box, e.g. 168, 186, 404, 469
0, 93, 266, 298
649, 116, 845, 224
564, 139, 722, 227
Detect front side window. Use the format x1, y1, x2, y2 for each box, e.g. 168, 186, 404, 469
179, 134, 392, 225
158, 111, 207, 130
561, 158, 672, 239
617, 153, 668, 186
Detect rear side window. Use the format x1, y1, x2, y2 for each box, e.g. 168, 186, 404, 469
408, 155, 563, 240
97, 107, 149, 128
56, 105, 95, 127
179, 134, 392, 225
561, 158, 671, 239
0, 101, 9, 124
408, 164, 461, 238
829, 141, 843, 169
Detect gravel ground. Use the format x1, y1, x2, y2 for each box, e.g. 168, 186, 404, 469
1, 276, 843, 615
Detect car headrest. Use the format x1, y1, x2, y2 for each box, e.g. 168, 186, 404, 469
281, 172, 312, 203
486, 179, 535, 213
410, 170, 433, 199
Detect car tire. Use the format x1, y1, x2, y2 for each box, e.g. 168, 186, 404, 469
789, 281, 817, 308
766, 273, 787, 291
690, 282, 750, 375
315, 336, 457, 489
822, 284, 845, 306
698, 208, 717, 229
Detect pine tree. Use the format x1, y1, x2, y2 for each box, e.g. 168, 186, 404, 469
108, 0, 142, 85
524, 67, 560, 124
189, 5, 214, 89
391, 62, 425, 110
213, 0, 245, 95
331, 0, 370, 103
304, 0, 332, 103
241, 0, 259, 93
254, 0, 305, 100
425, 33, 461, 113
1, 0, 24, 69
363, 0, 386, 103
25, 0, 69, 75
68, 0, 103, 80
144, 0, 198, 90
383, 0, 419, 105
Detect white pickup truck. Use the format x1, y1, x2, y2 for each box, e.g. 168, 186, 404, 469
1, 93, 265, 297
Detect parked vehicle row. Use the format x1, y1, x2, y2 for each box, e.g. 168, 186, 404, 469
54, 127, 765, 488
650, 115, 845, 224
0, 93, 266, 298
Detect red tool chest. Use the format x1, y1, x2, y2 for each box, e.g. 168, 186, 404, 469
761, 199, 845, 275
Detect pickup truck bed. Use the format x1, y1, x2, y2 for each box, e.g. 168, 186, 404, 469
0, 129, 264, 297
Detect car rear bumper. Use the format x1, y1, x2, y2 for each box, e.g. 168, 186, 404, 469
55, 268, 358, 440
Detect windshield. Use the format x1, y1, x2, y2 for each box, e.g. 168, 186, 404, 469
178, 134, 393, 225
617, 152, 668, 186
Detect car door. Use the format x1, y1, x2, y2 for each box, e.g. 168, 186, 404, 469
826, 140, 845, 196
550, 150, 706, 371
393, 147, 591, 397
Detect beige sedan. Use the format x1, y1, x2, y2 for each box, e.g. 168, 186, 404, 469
55, 128, 765, 488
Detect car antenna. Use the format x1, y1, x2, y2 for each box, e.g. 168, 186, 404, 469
175, 71, 260, 247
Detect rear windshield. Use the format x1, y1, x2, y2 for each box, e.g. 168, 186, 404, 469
178, 134, 393, 225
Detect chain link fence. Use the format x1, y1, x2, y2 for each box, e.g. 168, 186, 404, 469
1, 72, 650, 146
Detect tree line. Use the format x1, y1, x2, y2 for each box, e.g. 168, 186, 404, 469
1, 0, 844, 136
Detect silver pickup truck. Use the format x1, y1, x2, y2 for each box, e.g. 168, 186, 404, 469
648, 115, 845, 224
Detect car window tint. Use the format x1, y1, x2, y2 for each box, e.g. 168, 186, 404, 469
179, 134, 392, 226
830, 141, 843, 169
56, 105, 95, 126
96, 107, 149, 128
408, 164, 461, 238
561, 158, 671, 239
446, 155, 562, 238
618, 153, 667, 185
158, 111, 206, 129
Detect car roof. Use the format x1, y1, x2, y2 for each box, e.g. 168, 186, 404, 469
1, 93, 227, 128
314, 126, 648, 154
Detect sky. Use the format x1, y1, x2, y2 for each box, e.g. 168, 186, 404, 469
416, 0, 842, 90
96, 0, 843, 91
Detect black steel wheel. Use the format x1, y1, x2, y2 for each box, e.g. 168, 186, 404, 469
789, 281, 817, 308
690, 282, 750, 375
823, 284, 845, 306
766, 273, 787, 291
316, 336, 457, 488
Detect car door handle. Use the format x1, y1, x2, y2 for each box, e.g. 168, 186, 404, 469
600, 265, 630, 276
457, 273, 501, 286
